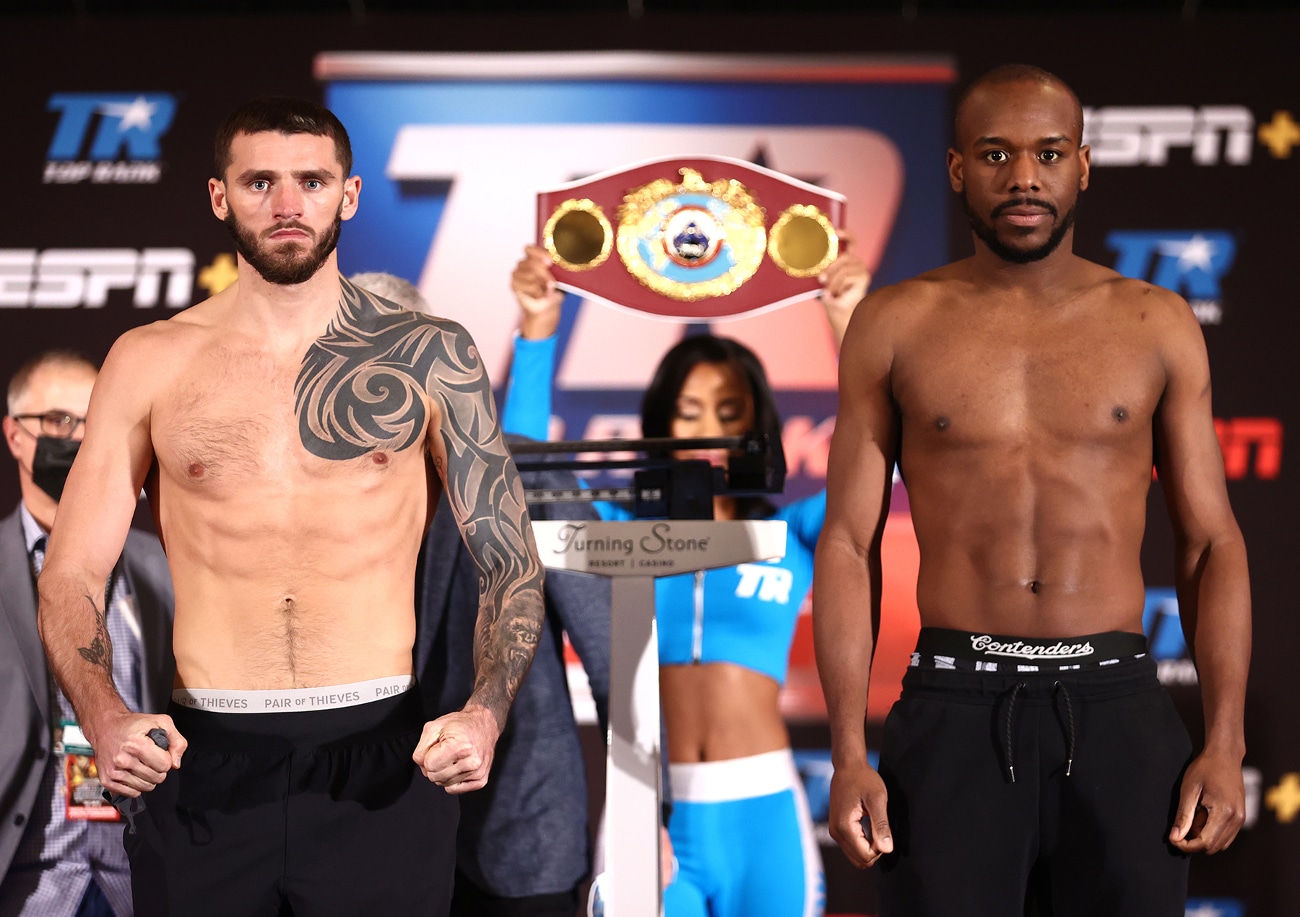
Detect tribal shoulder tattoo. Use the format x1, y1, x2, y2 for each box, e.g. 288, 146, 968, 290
295, 278, 544, 727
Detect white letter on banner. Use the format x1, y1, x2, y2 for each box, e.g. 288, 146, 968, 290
1195, 107, 1253, 166
35, 250, 137, 308
0, 251, 37, 308
136, 248, 195, 308
1085, 107, 1196, 166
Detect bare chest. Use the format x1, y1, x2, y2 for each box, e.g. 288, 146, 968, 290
154, 347, 421, 489
892, 306, 1165, 448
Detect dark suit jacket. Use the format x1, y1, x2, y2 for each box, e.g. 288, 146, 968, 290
0, 505, 174, 879
416, 464, 612, 898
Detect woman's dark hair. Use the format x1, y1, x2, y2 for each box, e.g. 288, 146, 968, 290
640, 333, 782, 519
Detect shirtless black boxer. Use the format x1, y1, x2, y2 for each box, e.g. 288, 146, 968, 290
814, 65, 1250, 917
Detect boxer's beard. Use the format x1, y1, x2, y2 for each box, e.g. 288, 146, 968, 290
225, 207, 342, 285
964, 193, 1075, 265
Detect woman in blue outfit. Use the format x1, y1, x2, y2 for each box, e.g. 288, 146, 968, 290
505, 245, 867, 917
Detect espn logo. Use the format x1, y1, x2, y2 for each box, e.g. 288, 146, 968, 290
0, 248, 193, 308
1083, 106, 1253, 167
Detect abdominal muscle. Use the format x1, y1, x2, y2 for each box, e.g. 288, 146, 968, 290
170, 580, 417, 691
161, 485, 424, 691
660, 662, 788, 764
910, 503, 1152, 638
905, 449, 1154, 638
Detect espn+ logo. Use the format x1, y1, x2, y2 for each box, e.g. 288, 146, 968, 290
44, 93, 177, 184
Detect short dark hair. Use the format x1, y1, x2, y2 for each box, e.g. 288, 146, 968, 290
214, 97, 353, 180
640, 333, 783, 520
7, 349, 98, 415
953, 64, 1083, 145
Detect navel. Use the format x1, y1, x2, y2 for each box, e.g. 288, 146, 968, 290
1028, 580, 1042, 595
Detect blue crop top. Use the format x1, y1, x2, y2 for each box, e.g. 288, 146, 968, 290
502, 332, 824, 685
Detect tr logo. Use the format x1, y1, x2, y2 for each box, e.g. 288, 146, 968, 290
734, 563, 793, 603
45, 93, 177, 184
1105, 230, 1236, 325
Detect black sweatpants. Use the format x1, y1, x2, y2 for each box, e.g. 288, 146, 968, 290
127, 690, 458, 917
878, 656, 1193, 917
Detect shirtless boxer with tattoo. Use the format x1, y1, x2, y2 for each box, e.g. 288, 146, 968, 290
814, 65, 1250, 916
38, 98, 546, 916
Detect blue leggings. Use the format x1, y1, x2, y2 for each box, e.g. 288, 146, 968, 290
663, 750, 824, 917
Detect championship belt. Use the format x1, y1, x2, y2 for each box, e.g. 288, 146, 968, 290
537, 155, 845, 320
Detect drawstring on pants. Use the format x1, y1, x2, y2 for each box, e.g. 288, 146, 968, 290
1053, 681, 1076, 777
1001, 680, 1078, 783
1003, 682, 1025, 783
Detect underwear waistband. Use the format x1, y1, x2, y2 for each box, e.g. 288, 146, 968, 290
912, 627, 1147, 672
171, 675, 416, 714
670, 748, 798, 803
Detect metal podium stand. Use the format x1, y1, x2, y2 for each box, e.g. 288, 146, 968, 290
531, 518, 787, 917
513, 432, 788, 916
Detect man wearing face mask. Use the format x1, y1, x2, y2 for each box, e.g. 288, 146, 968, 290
0, 350, 174, 917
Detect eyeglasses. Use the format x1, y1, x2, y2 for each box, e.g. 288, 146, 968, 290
11, 411, 87, 440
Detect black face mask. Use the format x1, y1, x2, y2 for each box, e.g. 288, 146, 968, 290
32, 436, 80, 502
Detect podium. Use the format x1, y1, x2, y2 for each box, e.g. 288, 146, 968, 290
532, 519, 787, 917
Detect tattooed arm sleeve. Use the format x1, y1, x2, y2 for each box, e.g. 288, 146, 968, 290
296, 281, 546, 730
425, 324, 546, 732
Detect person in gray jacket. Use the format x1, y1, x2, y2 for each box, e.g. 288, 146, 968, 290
0, 350, 174, 917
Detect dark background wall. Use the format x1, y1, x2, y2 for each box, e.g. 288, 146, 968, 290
2, 6, 1294, 916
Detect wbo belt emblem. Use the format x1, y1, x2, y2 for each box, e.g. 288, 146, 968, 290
537, 155, 845, 319
615, 167, 766, 302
